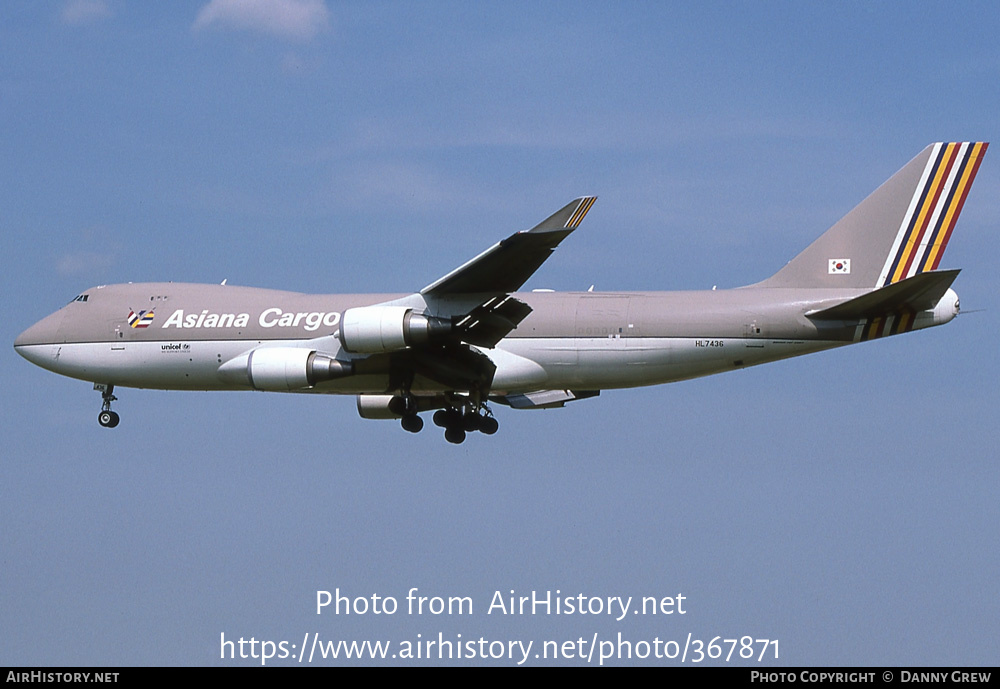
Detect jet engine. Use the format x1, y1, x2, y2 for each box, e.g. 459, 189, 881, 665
218, 347, 353, 391
340, 306, 451, 353
356, 394, 404, 419
355, 394, 448, 419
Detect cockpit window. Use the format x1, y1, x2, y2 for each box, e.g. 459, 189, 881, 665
69, 294, 89, 303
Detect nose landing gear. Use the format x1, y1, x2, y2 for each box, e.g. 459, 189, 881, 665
95, 383, 120, 428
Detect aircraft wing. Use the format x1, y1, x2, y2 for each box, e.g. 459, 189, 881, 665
353, 197, 596, 393
421, 196, 596, 296
419, 196, 595, 348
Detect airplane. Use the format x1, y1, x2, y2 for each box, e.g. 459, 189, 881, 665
14, 142, 988, 443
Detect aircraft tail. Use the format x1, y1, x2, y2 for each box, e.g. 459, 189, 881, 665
757, 142, 987, 289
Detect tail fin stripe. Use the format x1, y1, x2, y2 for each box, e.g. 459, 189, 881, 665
878, 143, 945, 287
918, 143, 977, 273
926, 141, 988, 271
881, 142, 986, 286
892, 142, 962, 283
884, 143, 956, 286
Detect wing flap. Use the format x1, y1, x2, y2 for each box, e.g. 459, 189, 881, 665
455, 295, 534, 348
494, 389, 600, 409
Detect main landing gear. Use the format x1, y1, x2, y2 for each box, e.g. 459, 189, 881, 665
387, 394, 424, 435
432, 404, 498, 445
392, 392, 499, 444
95, 383, 120, 428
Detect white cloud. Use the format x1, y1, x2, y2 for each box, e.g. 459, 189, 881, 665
56, 251, 116, 277
328, 161, 483, 213
193, 0, 331, 42
60, 0, 112, 25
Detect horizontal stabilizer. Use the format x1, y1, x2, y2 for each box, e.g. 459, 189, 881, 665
495, 389, 599, 409
807, 269, 960, 321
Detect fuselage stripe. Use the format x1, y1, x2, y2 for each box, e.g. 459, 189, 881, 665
859, 310, 918, 342
888, 311, 911, 337
900, 311, 915, 334
861, 316, 883, 342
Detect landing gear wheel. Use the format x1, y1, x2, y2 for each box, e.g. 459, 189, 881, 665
401, 414, 424, 433
444, 427, 466, 444
480, 416, 499, 435
436, 408, 462, 428
462, 411, 482, 432
95, 383, 119, 428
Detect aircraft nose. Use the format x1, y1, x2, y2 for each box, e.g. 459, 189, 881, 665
14, 311, 65, 365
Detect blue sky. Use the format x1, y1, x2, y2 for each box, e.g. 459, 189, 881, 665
2, 1, 997, 666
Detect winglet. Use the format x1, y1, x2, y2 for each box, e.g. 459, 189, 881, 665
529, 196, 597, 232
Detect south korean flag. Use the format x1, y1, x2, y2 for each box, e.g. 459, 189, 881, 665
828, 258, 851, 274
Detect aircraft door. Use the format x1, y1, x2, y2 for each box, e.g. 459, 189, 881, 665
109, 318, 127, 350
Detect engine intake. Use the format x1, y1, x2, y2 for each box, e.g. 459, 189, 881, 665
340, 306, 452, 353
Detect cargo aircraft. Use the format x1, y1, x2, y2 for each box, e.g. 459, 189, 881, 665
15, 143, 988, 443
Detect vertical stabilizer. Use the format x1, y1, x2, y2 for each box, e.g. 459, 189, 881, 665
757, 142, 987, 289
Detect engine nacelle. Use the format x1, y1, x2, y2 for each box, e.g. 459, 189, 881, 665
340, 306, 452, 353
356, 394, 404, 419
356, 394, 449, 419
217, 347, 353, 391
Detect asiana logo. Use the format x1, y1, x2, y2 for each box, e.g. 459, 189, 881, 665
127, 309, 155, 328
